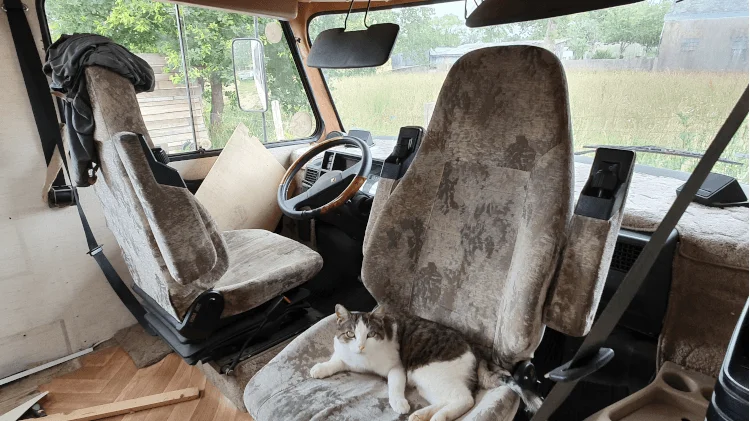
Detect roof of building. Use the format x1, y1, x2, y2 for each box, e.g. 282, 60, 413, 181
429, 40, 566, 57
666, 0, 749, 20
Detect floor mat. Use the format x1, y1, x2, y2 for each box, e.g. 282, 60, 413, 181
114, 323, 172, 368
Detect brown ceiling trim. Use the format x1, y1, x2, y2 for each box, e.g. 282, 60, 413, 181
171, 0, 298, 20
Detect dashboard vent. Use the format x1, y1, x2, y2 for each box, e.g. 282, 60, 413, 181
610, 241, 644, 273
303, 169, 319, 187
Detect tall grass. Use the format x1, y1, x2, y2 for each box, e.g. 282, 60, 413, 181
328, 70, 749, 182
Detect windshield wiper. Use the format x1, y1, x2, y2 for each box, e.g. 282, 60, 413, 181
575, 145, 745, 166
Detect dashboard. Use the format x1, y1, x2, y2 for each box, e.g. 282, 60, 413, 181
301, 139, 394, 196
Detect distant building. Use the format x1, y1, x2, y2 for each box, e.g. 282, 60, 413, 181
390, 53, 424, 71
428, 40, 570, 70
657, 0, 749, 71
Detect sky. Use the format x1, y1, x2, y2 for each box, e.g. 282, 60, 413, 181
430, 1, 469, 18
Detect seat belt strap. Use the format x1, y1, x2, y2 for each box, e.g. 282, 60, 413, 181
531, 86, 749, 421
3, 0, 62, 173
56, 136, 155, 335
4, 0, 154, 335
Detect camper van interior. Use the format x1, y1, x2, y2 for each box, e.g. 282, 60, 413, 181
0, 0, 748, 420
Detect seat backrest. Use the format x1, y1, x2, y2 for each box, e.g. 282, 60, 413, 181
362, 46, 574, 367
86, 66, 228, 321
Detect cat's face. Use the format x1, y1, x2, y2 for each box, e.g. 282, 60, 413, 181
334, 304, 393, 354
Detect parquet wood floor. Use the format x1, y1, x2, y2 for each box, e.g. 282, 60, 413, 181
35, 347, 253, 421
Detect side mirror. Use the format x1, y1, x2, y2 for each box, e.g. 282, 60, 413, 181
232, 38, 268, 113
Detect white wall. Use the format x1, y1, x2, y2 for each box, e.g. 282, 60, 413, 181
0, 6, 135, 378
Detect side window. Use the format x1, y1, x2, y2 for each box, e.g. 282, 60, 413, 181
44, 0, 317, 154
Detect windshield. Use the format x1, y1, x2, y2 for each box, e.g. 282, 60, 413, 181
310, 0, 749, 182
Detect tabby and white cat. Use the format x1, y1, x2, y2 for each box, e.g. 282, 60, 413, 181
310, 304, 542, 421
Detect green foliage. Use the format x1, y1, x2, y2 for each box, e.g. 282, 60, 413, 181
554, 13, 602, 59
597, 1, 671, 57
309, 6, 464, 68
465, 20, 548, 43
46, 0, 115, 40
46, 0, 313, 147
310, 0, 671, 70
591, 49, 616, 59
392, 8, 463, 64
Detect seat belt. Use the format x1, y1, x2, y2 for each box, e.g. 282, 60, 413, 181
3, 0, 61, 170
3, 0, 154, 335
531, 86, 749, 420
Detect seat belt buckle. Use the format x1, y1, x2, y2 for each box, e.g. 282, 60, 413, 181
88, 245, 104, 256
47, 185, 76, 208
545, 347, 615, 383
2, 1, 29, 12
513, 360, 541, 391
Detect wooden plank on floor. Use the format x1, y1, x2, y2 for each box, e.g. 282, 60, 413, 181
44, 388, 200, 421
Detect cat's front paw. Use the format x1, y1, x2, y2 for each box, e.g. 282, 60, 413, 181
310, 363, 330, 379
389, 397, 410, 415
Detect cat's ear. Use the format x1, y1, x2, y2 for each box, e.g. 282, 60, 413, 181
371, 305, 387, 317
335, 304, 351, 322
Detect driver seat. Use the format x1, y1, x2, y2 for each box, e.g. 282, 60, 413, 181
244, 46, 614, 420
84, 65, 323, 353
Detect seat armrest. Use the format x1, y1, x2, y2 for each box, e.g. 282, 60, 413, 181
113, 131, 229, 286
544, 212, 624, 336
543, 148, 635, 336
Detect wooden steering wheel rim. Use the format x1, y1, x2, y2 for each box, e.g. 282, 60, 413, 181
277, 135, 372, 220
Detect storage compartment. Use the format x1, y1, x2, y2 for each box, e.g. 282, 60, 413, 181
586, 362, 715, 421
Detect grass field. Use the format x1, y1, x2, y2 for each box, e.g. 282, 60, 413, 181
326, 70, 749, 182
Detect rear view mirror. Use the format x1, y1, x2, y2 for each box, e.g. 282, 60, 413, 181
308, 23, 399, 69
232, 38, 268, 112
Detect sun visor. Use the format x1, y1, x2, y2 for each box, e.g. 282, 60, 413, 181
466, 0, 640, 28
307, 23, 399, 69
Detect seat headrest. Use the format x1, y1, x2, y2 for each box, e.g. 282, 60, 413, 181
427, 45, 571, 168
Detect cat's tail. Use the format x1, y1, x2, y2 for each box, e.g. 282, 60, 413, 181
477, 359, 543, 414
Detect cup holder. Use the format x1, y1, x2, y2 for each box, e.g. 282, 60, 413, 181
588, 363, 716, 421
662, 372, 697, 393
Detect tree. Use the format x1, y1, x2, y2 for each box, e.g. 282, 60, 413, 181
555, 13, 602, 59
47, 0, 309, 132
392, 8, 463, 65
599, 1, 670, 58
465, 19, 548, 44
310, 7, 464, 69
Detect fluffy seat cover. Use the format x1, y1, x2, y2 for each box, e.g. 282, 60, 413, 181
362, 45, 573, 366
87, 66, 322, 320
244, 45, 573, 420
216, 230, 323, 316
245, 315, 520, 420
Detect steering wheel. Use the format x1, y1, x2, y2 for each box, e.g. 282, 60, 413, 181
278, 135, 372, 220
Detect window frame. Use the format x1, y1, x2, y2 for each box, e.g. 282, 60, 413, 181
38, 1, 324, 161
